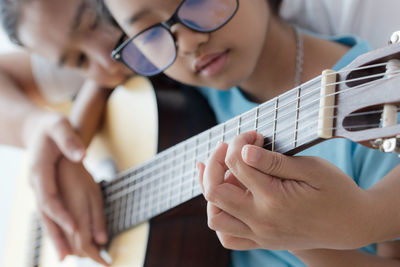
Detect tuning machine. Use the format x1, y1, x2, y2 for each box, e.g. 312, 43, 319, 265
372, 136, 400, 155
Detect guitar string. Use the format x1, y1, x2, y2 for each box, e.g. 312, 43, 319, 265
105, 119, 386, 231
105, 65, 396, 193
105, 106, 390, 221
106, 110, 400, 228
102, 75, 396, 224
104, 70, 399, 196
104, 75, 391, 202
105, 104, 397, 225
30, 61, 396, 241
105, 61, 388, 189
102, 68, 400, 226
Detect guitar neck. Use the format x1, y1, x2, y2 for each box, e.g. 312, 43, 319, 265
103, 75, 324, 238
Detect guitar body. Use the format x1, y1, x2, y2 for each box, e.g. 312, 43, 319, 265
3, 76, 229, 267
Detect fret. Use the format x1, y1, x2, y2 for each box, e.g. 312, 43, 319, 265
167, 149, 177, 209
254, 106, 260, 131
192, 137, 199, 198
170, 145, 184, 208
296, 77, 321, 149
112, 198, 121, 235
221, 123, 226, 142
237, 116, 242, 135
272, 98, 279, 151
206, 130, 211, 159
119, 194, 127, 232
125, 190, 133, 230
257, 100, 275, 149
132, 179, 141, 225
151, 157, 161, 217
224, 117, 239, 143
179, 142, 188, 203
159, 152, 171, 213
180, 138, 195, 201
274, 89, 298, 153
294, 86, 301, 148
143, 166, 152, 219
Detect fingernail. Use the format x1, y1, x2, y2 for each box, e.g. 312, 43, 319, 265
100, 249, 113, 265
242, 145, 260, 163
72, 149, 85, 161
96, 231, 108, 244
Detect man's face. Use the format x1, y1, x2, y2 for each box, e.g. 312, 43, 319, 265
17, 0, 132, 87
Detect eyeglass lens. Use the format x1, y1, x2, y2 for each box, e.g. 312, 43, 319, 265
121, 0, 237, 76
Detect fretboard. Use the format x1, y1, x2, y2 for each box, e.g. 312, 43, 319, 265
103, 76, 323, 238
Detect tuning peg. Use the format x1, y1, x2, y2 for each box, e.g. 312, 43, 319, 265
390, 31, 400, 44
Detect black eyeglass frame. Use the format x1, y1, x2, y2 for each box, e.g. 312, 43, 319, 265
111, 0, 239, 76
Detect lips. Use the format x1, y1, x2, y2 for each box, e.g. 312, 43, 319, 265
194, 50, 229, 76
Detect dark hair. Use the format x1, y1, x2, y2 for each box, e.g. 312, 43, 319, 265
0, 0, 29, 45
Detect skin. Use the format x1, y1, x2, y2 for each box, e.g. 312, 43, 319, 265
104, 0, 400, 264
9, 0, 133, 264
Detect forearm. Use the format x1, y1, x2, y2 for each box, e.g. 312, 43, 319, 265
363, 165, 400, 244
294, 249, 400, 267
0, 71, 46, 147
69, 80, 111, 147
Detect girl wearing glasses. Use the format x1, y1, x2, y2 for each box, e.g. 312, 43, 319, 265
103, 0, 400, 266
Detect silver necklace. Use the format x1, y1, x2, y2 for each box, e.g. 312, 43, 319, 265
294, 27, 304, 87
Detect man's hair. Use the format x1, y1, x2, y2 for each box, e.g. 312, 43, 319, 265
0, 0, 118, 46
0, 0, 28, 45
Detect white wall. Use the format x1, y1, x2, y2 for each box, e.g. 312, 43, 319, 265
0, 28, 23, 264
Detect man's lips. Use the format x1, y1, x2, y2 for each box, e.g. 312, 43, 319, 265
194, 51, 229, 73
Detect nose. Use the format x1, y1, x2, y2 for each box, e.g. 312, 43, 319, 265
172, 24, 210, 56
89, 47, 120, 74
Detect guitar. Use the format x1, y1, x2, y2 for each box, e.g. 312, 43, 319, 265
4, 42, 400, 267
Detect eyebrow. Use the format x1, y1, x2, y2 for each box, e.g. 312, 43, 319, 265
57, 1, 87, 66
124, 8, 152, 27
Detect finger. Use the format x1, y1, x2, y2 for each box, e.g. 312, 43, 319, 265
197, 162, 206, 195
207, 202, 251, 238
242, 145, 317, 183
89, 188, 108, 245
73, 201, 109, 266
225, 131, 276, 194
31, 166, 76, 234
216, 232, 260, 251
224, 170, 246, 191
41, 212, 72, 261
203, 143, 253, 219
49, 117, 85, 162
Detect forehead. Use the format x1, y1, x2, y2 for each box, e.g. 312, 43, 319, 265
105, 0, 180, 34
17, 0, 82, 63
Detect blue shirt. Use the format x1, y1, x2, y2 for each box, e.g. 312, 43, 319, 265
199, 35, 400, 266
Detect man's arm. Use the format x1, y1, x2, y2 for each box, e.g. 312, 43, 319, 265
0, 50, 49, 147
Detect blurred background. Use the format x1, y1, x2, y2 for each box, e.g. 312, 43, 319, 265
0, 28, 22, 263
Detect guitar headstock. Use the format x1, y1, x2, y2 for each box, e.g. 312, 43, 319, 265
329, 40, 400, 152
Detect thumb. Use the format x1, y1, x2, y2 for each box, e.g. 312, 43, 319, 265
241, 145, 314, 183
49, 118, 86, 162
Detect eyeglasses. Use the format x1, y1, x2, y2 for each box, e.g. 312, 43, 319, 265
112, 0, 239, 76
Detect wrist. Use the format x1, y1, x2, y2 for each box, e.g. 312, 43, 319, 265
365, 184, 400, 244
22, 109, 61, 147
